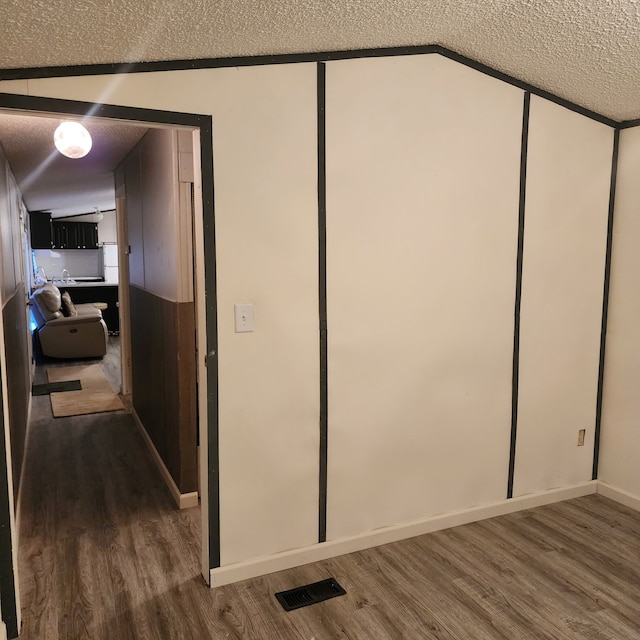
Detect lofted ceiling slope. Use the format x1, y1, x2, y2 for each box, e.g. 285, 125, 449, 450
0, 1, 639, 121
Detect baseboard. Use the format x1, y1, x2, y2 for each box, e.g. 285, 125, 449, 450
209, 480, 597, 587
596, 481, 640, 512
131, 409, 198, 510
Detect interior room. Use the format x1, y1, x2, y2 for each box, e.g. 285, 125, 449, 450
0, 2, 640, 639
5, 113, 135, 351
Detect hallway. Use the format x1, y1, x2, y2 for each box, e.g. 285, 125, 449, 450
18, 341, 202, 639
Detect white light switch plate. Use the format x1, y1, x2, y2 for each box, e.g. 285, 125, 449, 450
234, 303, 254, 333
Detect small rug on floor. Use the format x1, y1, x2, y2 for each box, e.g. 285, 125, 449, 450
47, 364, 125, 418
32, 380, 82, 396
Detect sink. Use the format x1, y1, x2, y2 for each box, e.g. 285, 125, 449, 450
52, 278, 76, 285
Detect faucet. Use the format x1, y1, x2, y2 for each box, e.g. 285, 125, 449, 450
61, 269, 70, 283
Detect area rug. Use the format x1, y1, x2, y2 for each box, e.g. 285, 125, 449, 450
47, 364, 125, 418
32, 380, 82, 396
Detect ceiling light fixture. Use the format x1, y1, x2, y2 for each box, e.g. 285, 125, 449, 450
53, 121, 92, 159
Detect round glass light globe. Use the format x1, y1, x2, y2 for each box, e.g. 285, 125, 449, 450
54, 121, 92, 159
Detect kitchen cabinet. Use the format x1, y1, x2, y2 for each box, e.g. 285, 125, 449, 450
79, 222, 99, 249
51, 221, 66, 249
59, 221, 79, 248
30, 212, 99, 250
29, 212, 53, 249
51, 220, 99, 249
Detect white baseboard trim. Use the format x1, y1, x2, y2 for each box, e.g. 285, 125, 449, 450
178, 492, 198, 509
131, 409, 198, 510
209, 480, 597, 588
597, 481, 640, 512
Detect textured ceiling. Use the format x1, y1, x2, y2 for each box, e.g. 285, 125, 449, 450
0, 0, 639, 120
0, 113, 147, 216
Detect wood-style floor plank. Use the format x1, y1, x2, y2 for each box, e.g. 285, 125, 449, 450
16, 349, 640, 639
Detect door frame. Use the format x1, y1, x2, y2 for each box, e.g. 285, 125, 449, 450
114, 194, 132, 396
0, 91, 220, 634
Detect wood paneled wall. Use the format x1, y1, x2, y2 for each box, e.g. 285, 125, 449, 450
129, 284, 197, 493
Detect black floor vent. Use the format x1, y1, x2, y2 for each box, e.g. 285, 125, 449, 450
275, 577, 346, 611
32, 380, 82, 396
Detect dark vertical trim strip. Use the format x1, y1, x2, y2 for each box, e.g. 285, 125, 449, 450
507, 91, 531, 499
0, 368, 18, 639
201, 119, 221, 569
317, 62, 328, 544
592, 128, 620, 480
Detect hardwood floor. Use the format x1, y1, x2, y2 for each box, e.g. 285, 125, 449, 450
33, 335, 122, 392
17, 361, 640, 638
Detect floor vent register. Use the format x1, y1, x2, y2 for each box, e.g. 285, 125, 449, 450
275, 578, 346, 611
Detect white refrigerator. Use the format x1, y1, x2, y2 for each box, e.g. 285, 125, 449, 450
103, 244, 119, 284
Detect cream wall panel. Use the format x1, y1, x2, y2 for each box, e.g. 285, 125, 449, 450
18, 64, 320, 565
513, 96, 612, 496
600, 127, 640, 497
0, 80, 28, 95
211, 66, 319, 563
325, 55, 523, 540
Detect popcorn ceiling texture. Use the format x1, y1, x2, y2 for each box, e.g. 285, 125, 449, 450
0, 0, 639, 120
0, 114, 147, 215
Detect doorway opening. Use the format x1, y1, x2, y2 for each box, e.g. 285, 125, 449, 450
0, 94, 218, 637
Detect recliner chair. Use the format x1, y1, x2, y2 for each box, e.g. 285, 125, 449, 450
30, 283, 108, 359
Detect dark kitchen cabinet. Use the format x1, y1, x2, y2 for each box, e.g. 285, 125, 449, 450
51, 221, 66, 249
80, 222, 99, 249
52, 221, 99, 249
31, 212, 99, 249
29, 212, 53, 249
62, 221, 80, 248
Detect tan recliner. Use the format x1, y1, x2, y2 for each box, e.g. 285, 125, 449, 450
30, 283, 108, 359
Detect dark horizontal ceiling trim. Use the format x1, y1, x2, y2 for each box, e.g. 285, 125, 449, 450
51, 211, 114, 220
617, 118, 640, 130
0, 92, 209, 128
0, 45, 440, 80
434, 48, 617, 128
0, 45, 619, 128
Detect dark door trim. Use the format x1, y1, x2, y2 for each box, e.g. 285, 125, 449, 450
0, 93, 220, 629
